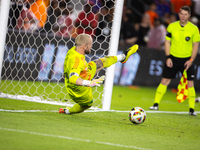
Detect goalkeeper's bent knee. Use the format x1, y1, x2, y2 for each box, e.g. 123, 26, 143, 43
69, 103, 91, 114
69, 99, 93, 114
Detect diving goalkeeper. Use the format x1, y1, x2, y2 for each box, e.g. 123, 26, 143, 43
59, 33, 138, 114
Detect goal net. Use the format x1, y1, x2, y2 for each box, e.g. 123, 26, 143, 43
0, 0, 122, 110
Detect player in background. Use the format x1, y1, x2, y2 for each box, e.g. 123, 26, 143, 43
59, 33, 139, 114
149, 6, 200, 116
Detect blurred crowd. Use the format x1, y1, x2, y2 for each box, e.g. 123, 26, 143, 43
8, 0, 200, 51
8, 0, 114, 40
120, 0, 200, 50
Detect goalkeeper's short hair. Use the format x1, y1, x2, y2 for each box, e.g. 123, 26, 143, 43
75, 34, 92, 46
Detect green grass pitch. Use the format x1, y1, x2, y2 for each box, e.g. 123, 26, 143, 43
0, 84, 200, 150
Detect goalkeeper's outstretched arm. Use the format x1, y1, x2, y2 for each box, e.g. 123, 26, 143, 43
69, 73, 105, 87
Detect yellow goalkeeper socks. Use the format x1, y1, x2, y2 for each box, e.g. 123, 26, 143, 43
154, 83, 167, 104
100, 56, 118, 68
69, 103, 89, 114
188, 87, 196, 109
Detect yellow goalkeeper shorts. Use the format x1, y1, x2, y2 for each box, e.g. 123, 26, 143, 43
68, 86, 94, 107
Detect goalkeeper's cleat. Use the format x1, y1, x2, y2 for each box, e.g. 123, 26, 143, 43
59, 108, 66, 113
189, 108, 197, 116
59, 107, 70, 114
121, 44, 139, 64
149, 106, 159, 110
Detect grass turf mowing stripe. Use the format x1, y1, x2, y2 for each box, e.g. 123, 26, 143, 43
1, 109, 200, 114
0, 109, 58, 112
0, 127, 154, 150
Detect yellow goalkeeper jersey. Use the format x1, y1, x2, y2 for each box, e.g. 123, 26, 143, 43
165, 21, 200, 58
64, 46, 95, 102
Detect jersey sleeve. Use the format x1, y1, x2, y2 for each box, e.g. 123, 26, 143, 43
165, 23, 172, 41
68, 56, 84, 84
193, 26, 200, 43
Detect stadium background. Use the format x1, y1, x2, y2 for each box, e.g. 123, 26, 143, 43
1, 0, 200, 91
2, 29, 200, 90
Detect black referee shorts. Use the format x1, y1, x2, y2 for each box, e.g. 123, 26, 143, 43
162, 55, 195, 80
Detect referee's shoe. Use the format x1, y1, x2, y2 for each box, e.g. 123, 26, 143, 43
189, 108, 197, 116
149, 103, 159, 110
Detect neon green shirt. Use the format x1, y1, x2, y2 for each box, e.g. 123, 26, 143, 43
64, 46, 92, 81
166, 21, 200, 58
64, 46, 93, 100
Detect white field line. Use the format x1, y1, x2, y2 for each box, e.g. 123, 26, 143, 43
0, 127, 154, 150
0, 109, 200, 114
0, 93, 199, 114
0, 109, 58, 113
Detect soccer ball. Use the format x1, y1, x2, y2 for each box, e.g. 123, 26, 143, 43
129, 107, 146, 124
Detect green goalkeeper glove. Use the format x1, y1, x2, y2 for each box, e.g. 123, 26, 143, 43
82, 76, 105, 87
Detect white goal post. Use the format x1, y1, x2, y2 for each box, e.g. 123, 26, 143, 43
102, 0, 124, 111
0, 0, 124, 111
0, 0, 11, 82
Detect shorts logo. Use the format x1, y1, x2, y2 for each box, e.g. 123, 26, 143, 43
185, 37, 190, 41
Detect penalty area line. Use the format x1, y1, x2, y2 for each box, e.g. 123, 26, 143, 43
0, 109, 200, 114
0, 127, 154, 150
85, 110, 200, 114
0, 109, 57, 113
